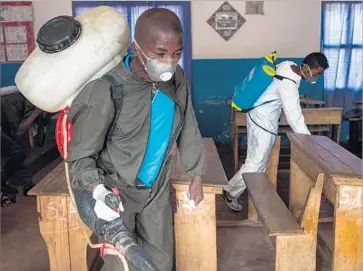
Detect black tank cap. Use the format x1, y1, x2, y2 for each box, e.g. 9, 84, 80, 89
37, 15, 82, 54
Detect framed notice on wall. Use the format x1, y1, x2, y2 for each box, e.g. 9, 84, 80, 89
0, 1, 35, 62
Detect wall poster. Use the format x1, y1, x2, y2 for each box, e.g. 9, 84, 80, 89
245, 1, 265, 15
0, 2, 35, 62
207, 1, 246, 41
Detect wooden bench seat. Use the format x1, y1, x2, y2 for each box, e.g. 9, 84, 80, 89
244, 172, 324, 271
244, 173, 303, 236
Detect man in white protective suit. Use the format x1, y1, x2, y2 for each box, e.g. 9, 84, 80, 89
221, 52, 329, 211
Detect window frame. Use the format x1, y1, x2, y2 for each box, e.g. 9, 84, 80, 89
321, 1, 362, 92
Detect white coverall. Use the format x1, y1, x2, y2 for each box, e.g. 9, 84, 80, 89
225, 61, 311, 198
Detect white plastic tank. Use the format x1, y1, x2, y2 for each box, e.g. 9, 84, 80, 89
15, 6, 130, 113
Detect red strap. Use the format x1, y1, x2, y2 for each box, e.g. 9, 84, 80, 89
100, 244, 107, 258
55, 107, 73, 159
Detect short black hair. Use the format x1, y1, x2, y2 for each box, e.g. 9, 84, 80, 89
303, 52, 329, 69
135, 8, 183, 45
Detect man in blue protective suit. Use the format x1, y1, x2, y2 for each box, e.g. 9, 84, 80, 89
221, 52, 329, 212
66, 8, 206, 271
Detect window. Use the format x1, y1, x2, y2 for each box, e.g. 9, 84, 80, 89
321, 2, 362, 94
72, 1, 192, 82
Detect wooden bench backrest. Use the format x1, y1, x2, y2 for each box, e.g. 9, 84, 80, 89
30, 138, 228, 196
234, 108, 343, 127
288, 133, 362, 182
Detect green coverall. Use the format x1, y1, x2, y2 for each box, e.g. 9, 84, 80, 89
67, 62, 206, 271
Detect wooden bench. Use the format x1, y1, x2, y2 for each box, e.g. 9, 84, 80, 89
231, 107, 343, 172
244, 172, 323, 271
29, 138, 228, 271
288, 133, 362, 271
216, 136, 281, 227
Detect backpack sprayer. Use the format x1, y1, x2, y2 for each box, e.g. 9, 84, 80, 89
231, 51, 278, 112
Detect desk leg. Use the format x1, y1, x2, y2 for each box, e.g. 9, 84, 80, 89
233, 126, 239, 173
333, 186, 363, 271
38, 196, 91, 271
68, 197, 92, 271
173, 184, 219, 271
289, 160, 312, 220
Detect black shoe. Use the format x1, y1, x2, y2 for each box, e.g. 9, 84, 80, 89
23, 183, 35, 196
220, 190, 243, 212
1, 183, 18, 195
1, 193, 16, 207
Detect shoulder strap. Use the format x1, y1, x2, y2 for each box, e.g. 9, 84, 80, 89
242, 99, 278, 113
101, 74, 124, 141
274, 74, 296, 84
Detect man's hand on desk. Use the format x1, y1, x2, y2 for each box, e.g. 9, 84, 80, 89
188, 176, 204, 206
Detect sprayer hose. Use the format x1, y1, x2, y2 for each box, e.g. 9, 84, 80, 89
61, 113, 129, 271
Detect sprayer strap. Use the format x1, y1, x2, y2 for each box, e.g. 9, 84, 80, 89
274, 75, 296, 84
242, 100, 278, 113
101, 75, 124, 141
247, 113, 278, 136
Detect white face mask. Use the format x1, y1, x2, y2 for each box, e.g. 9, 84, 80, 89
134, 41, 178, 82
301, 64, 318, 84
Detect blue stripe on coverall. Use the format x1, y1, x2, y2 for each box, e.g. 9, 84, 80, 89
124, 54, 175, 188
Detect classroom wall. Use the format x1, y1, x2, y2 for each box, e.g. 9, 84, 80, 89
192, 1, 321, 59
1, 0, 327, 143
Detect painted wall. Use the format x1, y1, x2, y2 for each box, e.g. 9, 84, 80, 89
1, 0, 328, 143
32, 0, 73, 36
191, 1, 321, 59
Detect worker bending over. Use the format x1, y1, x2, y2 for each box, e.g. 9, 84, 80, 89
67, 8, 206, 271
222, 52, 329, 211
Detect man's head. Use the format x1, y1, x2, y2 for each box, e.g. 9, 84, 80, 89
300, 52, 329, 84
132, 8, 184, 82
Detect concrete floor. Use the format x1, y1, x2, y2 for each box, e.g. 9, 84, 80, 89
1, 194, 330, 271
1, 154, 61, 271
2, 194, 276, 271
1, 144, 334, 271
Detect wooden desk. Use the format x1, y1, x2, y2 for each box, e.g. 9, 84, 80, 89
288, 133, 362, 271
299, 97, 325, 108
172, 138, 228, 271
29, 163, 93, 271
231, 108, 343, 172
30, 138, 228, 271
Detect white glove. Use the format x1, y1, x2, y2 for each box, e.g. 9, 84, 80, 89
183, 192, 196, 211
92, 184, 124, 222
